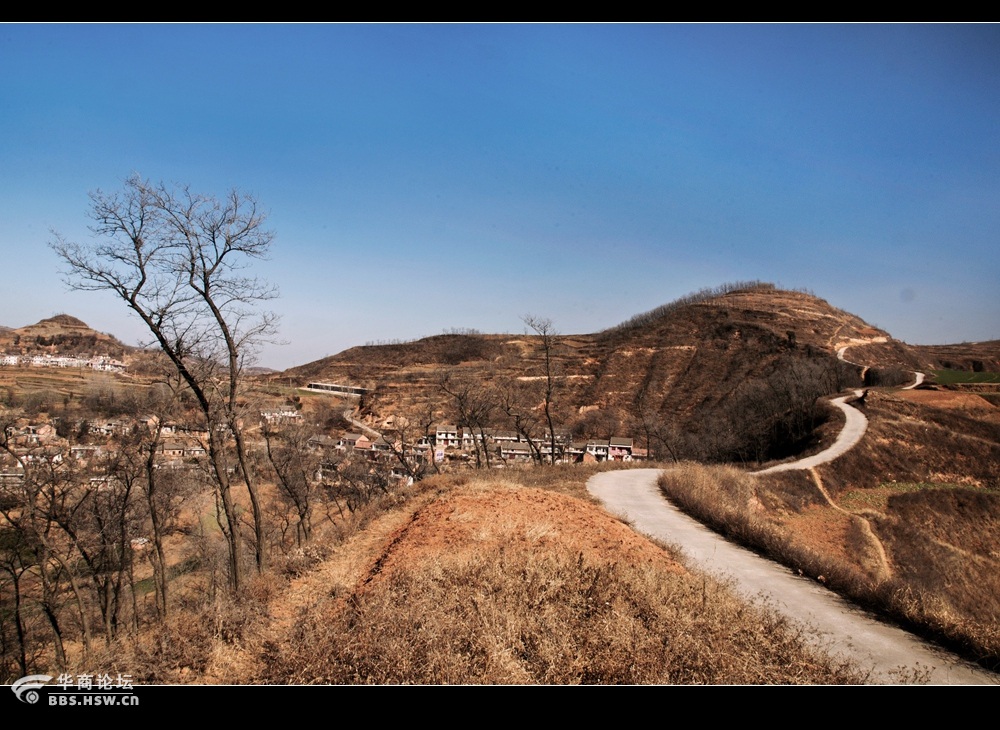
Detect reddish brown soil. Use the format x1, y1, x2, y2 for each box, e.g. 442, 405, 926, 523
207, 482, 687, 682
782, 505, 855, 567
365, 485, 687, 586
896, 387, 998, 415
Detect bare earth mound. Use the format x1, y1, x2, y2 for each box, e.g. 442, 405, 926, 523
222, 478, 867, 685
363, 485, 686, 583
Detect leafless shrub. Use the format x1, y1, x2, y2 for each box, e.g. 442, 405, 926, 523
602, 281, 777, 336
864, 367, 913, 387
85, 576, 274, 682
276, 543, 330, 578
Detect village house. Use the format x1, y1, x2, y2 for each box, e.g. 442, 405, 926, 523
144, 417, 210, 441
338, 433, 363, 450
432, 424, 460, 449
585, 439, 610, 461
608, 437, 634, 461
69, 444, 104, 462
89, 419, 130, 437
565, 442, 587, 462
491, 430, 521, 445
307, 434, 338, 451
498, 441, 533, 463
21, 445, 65, 465
6, 423, 57, 447
156, 437, 206, 460
0, 469, 25, 489
260, 408, 302, 425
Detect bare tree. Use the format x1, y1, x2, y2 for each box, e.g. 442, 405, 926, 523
0, 412, 95, 670
495, 376, 546, 465
439, 374, 497, 469
377, 413, 436, 483
261, 420, 320, 549
522, 315, 559, 464
51, 175, 279, 591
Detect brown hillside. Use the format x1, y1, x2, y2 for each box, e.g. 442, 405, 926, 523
2, 314, 132, 358
227, 475, 865, 685
910, 340, 1000, 373
278, 286, 906, 460
17, 313, 91, 332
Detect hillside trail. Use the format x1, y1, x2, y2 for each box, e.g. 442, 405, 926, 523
587, 348, 996, 684
755, 390, 868, 475
587, 469, 997, 685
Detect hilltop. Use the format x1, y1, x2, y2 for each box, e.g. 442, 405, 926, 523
1, 314, 133, 359
280, 283, 931, 463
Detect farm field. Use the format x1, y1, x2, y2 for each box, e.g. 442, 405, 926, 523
930, 369, 1000, 385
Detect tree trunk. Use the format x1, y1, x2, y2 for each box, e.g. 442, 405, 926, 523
144, 434, 168, 620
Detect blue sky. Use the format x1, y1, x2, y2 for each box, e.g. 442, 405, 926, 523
2, 23, 998, 370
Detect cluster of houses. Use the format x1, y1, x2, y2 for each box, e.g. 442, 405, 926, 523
425, 425, 644, 464
2, 390, 644, 495
306, 423, 644, 467
298, 383, 644, 467
0, 353, 127, 372
0, 416, 211, 484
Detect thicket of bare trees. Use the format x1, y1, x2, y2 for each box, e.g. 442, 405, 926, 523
601, 280, 778, 336
0, 386, 422, 680
439, 374, 497, 469
435, 318, 566, 469
0, 406, 192, 681
261, 422, 320, 548
674, 354, 863, 464
52, 175, 278, 591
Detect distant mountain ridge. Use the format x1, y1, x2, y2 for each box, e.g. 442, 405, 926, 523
287, 285, 882, 376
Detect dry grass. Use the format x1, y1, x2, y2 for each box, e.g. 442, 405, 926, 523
84, 574, 279, 683
819, 390, 1000, 494
657, 462, 1000, 670
257, 532, 866, 684
78, 472, 871, 685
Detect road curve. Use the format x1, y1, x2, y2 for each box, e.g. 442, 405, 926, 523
757, 391, 867, 474
587, 469, 998, 685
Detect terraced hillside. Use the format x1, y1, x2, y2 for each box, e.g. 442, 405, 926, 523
279, 285, 902, 461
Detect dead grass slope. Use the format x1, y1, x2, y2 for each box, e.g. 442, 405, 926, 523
186, 472, 869, 685
658, 384, 1000, 671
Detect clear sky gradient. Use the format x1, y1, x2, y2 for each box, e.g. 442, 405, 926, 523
2, 23, 998, 370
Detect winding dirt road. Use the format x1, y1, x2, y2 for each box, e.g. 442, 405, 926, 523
587, 468, 997, 684
588, 344, 998, 682
757, 391, 868, 474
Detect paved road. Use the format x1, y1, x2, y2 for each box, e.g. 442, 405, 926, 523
838, 343, 925, 391
756, 390, 868, 474
587, 469, 998, 685
757, 391, 867, 474
342, 408, 381, 440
